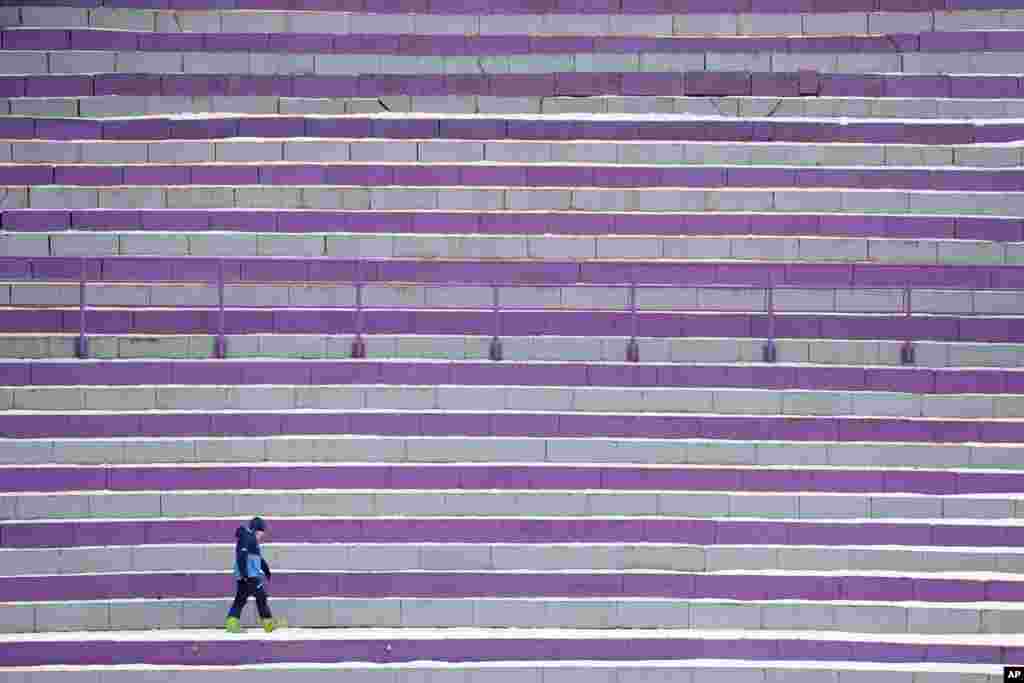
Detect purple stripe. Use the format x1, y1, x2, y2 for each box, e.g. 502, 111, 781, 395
5, 73, 1023, 106
4, 256, 1021, 290
13, 163, 1022, 191
33, 30, 1024, 54
3, 463, 1021, 493
0, 411, 1021, 442
0, 636, 1008, 668
1, 308, 1019, 343
4, 518, 1024, 552
0, 570, 1018, 602
4, 211, 1022, 241
0, 112, 1018, 143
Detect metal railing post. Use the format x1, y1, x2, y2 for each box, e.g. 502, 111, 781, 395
351, 277, 366, 359
489, 284, 503, 361
214, 259, 226, 359
901, 284, 915, 365
626, 281, 639, 363
76, 257, 88, 359
762, 279, 777, 363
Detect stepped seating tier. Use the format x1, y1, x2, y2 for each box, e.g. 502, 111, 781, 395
0, 628, 1019, 669
9, 94, 1024, 118
7, 29, 1024, 55
2, 359, 1023, 390
2, 211, 1021, 241
5, 72, 1024, 99
3, 115, 1024, 143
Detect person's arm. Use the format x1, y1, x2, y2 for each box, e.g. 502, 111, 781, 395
261, 558, 271, 580
236, 540, 249, 579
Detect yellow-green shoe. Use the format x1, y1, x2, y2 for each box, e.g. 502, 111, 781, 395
225, 617, 242, 633
262, 617, 287, 632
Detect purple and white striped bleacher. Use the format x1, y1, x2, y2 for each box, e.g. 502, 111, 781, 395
1, 0, 1024, 679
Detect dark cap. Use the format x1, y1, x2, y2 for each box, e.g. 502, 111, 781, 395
250, 516, 266, 532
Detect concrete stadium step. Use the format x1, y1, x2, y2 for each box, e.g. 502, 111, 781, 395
0, 661, 1008, 683
6, 5, 1024, 34
5, 72, 1024, 101
3, 408, 1022, 442
6, 307, 1022, 344
4, 211, 1020, 242
6, 359, 1022, 392
0, 627, 1020, 668
9, 282, 1023, 316
5, 384, 1024, 418
4, 435, 1021, 469
5, 114, 1023, 144
7, 541, 1024, 575
7, 257, 1018, 290
6, 140, 1024, 168
9, 566, 1024, 601
6, 165, 1024, 193
5, 488, 1024, 520
12, 462, 1022, 495
9, 596, 1024, 635
10, 94, 1024, 118
6, 232, 1021, 264
3, 334, 1020, 367
8, 515, 1024, 549
6, 185, 1024, 215
10, 49, 1024, 78
7, 29, 1024, 58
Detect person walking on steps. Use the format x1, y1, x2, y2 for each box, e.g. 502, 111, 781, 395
225, 516, 283, 633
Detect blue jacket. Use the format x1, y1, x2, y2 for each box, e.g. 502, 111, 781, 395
233, 524, 270, 584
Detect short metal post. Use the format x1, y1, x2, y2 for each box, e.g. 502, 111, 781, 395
351, 279, 366, 359
626, 282, 639, 363
762, 282, 777, 363
214, 259, 226, 359
76, 257, 88, 359
488, 284, 503, 361
901, 285, 915, 365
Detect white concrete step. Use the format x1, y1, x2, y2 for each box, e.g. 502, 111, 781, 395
7, 6, 1020, 35
5, 542, 1024, 575
6, 384, 1024, 419
5, 231, 1020, 265
11, 49, 1024, 77
2, 334, 1021, 368
9, 94, 1024, 119
3, 435, 1021, 469
5, 488, 1023, 521
5, 596, 1024, 635
7, 139, 1022, 168
6, 186, 1022, 216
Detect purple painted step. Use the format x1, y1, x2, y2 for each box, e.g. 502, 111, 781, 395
3, 211, 1022, 242
3, 463, 1019, 494
3, 308, 1021, 343
3, 114, 1020, 143
0, 410, 1020, 442
6, 0, 1020, 14
8, 164, 1024, 191
5, 29, 1024, 55
7, 360, 1023, 394
4, 257, 1023, 290
0, 635, 1015, 668
5, 516, 1024, 548
1, 570, 1020, 602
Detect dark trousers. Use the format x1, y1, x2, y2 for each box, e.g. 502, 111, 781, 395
228, 579, 272, 620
